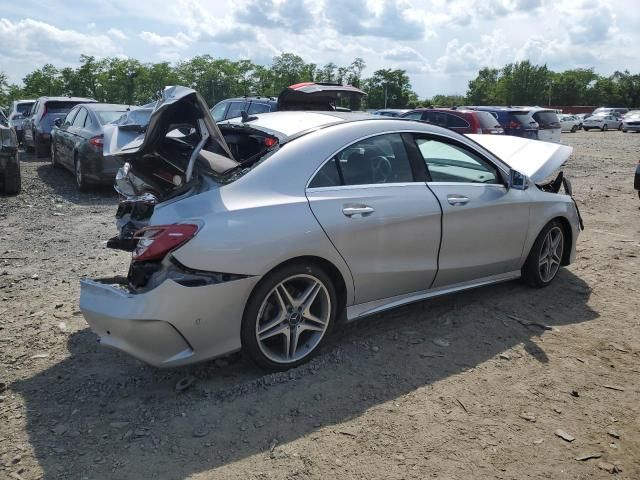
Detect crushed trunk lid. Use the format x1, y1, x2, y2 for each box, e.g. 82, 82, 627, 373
466, 134, 572, 182
277, 82, 366, 111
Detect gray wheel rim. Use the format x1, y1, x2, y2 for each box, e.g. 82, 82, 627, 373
256, 273, 331, 364
538, 226, 564, 282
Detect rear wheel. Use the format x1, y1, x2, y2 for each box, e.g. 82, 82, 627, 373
583, 127, 589, 131
241, 263, 336, 370
74, 155, 90, 192
617, 123, 623, 131
522, 220, 565, 288
602, 124, 608, 131
570, 125, 577, 133
2, 156, 21, 195
50, 142, 60, 167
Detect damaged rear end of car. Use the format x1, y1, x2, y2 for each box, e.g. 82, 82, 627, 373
80, 86, 279, 366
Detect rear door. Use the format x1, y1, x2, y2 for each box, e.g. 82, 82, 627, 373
306, 132, 442, 304
55, 107, 78, 166
411, 134, 530, 287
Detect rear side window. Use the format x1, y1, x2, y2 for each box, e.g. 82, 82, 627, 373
225, 101, 247, 120
63, 108, 78, 126
446, 114, 470, 128
248, 102, 271, 114
532, 111, 560, 128
308, 133, 414, 188
476, 112, 501, 128
97, 110, 127, 125
72, 108, 88, 127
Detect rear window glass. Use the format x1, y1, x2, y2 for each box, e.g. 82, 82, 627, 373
16, 103, 33, 115
532, 111, 560, 127
97, 110, 127, 125
402, 111, 423, 120
46, 101, 85, 113
446, 114, 469, 128
248, 102, 271, 114
511, 112, 534, 125
475, 111, 501, 128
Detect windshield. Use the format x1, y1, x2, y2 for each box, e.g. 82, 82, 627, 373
16, 103, 34, 115
97, 110, 128, 125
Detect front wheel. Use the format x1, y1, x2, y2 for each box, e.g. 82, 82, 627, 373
241, 263, 336, 370
50, 142, 60, 167
75, 156, 90, 192
602, 124, 608, 131
570, 125, 577, 133
522, 220, 565, 288
583, 127, 589, 131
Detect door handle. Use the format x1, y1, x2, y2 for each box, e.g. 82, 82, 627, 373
447, 194, 469, 206
342, 205, 375, 217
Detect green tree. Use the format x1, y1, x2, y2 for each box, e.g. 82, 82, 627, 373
466, 68, 500, 105
363, 68, 416, 109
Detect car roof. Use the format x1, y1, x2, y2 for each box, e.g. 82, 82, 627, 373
221, 111, 374, 139
36, 96, 97, 102
408, 107, 476, 114
82, 103, 131, 111
217, 96, 277, 103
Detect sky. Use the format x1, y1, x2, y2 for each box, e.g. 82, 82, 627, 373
1, 0, 639, 98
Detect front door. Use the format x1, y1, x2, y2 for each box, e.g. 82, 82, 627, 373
412, 135, 531, 287
306, 133, 442, 304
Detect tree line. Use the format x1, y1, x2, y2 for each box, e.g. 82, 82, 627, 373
1, 55, 638, 110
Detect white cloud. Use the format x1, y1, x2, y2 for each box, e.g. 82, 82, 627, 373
108, 28, 128, 40
138, 31, 191, 49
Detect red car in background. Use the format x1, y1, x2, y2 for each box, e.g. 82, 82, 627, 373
401, 107, 504, 135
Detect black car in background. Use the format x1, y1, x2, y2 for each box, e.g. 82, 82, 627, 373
50, 103, 130, 191
210, 82, 366, 121
0, 109, 20, 195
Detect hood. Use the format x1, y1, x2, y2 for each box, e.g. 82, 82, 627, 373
277, 82, 366, 111
466, 134, 572, 182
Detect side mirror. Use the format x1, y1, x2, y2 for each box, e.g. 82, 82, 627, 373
53, 118, 63, 128
509, 169, 529, 190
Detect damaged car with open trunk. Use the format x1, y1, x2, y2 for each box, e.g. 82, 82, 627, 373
80, 86, 583, 370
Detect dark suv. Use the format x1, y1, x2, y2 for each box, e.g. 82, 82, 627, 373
400, 107, 504, 135
465, 106, 539, 139
211, 82, 366, 122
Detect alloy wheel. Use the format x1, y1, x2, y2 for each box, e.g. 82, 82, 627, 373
255, 274, 331, 364
538, 226, 564, 283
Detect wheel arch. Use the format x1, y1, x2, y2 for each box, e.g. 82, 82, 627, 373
552, 215, 573, 266
252, 255, 349, 320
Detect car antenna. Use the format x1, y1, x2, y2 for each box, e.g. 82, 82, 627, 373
240, 111, 258, 123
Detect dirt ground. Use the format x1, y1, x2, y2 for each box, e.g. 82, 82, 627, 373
1, 130, 639, 480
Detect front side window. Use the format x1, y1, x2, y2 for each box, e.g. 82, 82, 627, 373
211, 101, 229, 122
446, 114, 470, 128
225, 101, 247, 120
415, 137, 500, 184
72, 108, 88, 127
403, 111, 423, 120
248, 102, 271, 114
308, 133, 414, 188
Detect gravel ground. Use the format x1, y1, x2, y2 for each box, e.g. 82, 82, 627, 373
1, 130, 639, 480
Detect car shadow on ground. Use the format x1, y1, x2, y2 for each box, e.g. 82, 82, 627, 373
35, 162, 117, 206
12, 269, 597, 479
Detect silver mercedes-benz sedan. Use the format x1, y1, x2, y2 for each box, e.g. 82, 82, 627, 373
80, 87, 583, 370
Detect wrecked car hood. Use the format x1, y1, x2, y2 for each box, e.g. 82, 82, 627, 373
104, 86, 237, 170
277, 82, 366, 111
466, 134, 572, 182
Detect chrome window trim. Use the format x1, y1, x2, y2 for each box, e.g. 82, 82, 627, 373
425, 181, 506, 188
305, 129, 509, 191
307, 182, 426, 193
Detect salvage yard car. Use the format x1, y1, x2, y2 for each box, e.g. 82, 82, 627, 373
621, 111, 640, 133
401, 107, 504, 135
23, 96, 97, 157
50, 103, 131, 191
7, 99, 35, 144
0, 109, 20, 194
558, 114, 581, 132
210, 82, 366, 121
80, 86, 582, 370
582, 114, 622, 131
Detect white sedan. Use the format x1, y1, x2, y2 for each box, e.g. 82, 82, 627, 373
557, 114, 581, 133
582, 114, 622, 131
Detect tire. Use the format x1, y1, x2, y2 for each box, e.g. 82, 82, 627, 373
583, 128, 589, 131
617, 123, 623, 131
2, 157, 21, 195
602, 124, 608, 131
521, 220, 565, 288
623, 129, 627, 133
74, 155, 90, 192
570, 125, 577, 133
241, 262, 337, 370
50, 141, 60, 167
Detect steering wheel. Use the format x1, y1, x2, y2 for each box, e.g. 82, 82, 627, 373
371, 156, 392, 183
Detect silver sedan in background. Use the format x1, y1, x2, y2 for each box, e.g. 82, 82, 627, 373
582, 114, 622, 131
80, 87, 582, 370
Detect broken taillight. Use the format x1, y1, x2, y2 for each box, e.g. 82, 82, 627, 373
132, 224, 198, 262
264, 137, 278, 147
